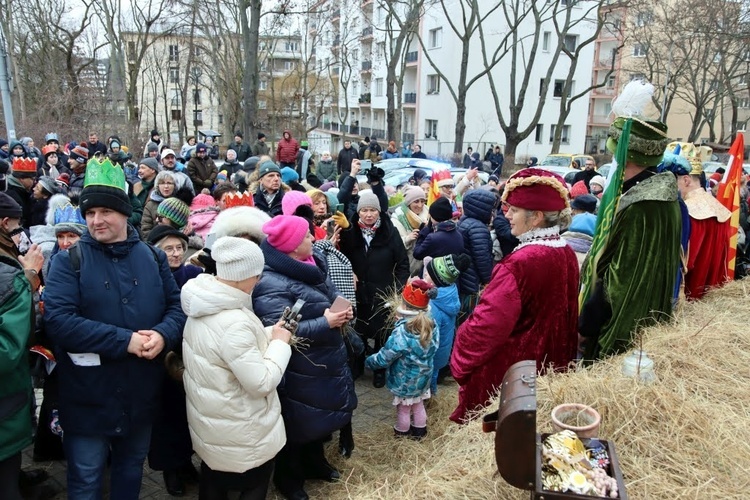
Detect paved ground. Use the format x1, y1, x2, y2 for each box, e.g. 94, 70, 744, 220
21, 371, 403, 499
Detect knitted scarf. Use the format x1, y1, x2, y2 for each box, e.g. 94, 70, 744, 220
397, 204, 424, 231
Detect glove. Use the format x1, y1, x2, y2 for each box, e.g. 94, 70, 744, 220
332, 211, 350, 229
366, 166, 385, 184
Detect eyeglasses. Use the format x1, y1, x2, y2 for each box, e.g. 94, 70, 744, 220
162, 245, 184, 254
585, 163, 595, 167
159, 181, 175, 185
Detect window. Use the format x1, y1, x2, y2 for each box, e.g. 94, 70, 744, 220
284, 41, 300, 52
170, 89, 180, 106
630, 72, 646, 81
169, 68, 179, 84
171, 109, 181, 121
633, 43, 647, 57
535, 124, 543, 144
377, 42, 386, 58
553, 79, 571, 98
634, 12, 652, 27
550, 125, 556, 143
375, 78, 383, 96
563, 34, 578, 52
607, 75, 616, 88
539, 78, 545, 97
549, 125, 571, 144
260, 61, 268, 72
193, 89, 201, 105
218, 114, 223, 124
193, 45, 201, 57
258, 100, 267, 109
428, 28, 443, 49
259, 79, 267, 90
542, 31, 551, 52
127, 41, 136, 61
739, 97, 750, 108
425, 119, 438, 138
284, 61, 296, 71
168, 44, 179, 63
193, 109, 203, 124
427, 74, 440, 94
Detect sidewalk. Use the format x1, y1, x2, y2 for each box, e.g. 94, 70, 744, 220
22, 373, 415, 499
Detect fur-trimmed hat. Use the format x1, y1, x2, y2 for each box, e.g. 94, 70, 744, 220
208, 206, 270, 247
502, 168, 569, 212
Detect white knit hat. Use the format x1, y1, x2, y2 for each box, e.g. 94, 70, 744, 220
212, 236, 264, 281
357, 190, 380, 213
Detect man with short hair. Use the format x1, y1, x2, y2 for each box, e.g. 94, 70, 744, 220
87, 132, 108, 157
134, 157, 161, 207
411, 144, 427, 159
43, 159, 186, 499
573, 158, 599, 189
160, 148, 186, 173
487, 145, 504, 176
187, 143, 218, 192
251, 132, 270, 157
463, 147, 474, 168
337, 139, 359, 175
253, 161, 285, 217
228, 132, 251, 162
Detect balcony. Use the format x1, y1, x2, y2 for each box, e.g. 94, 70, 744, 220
589, 114, 611, 126
358, 92, 372, 106
361, 60, 372, 72
404, 92, 417, 104
372, 128, 386, 139
405, 51, 418, 65
332, 67, 340, 76
348, 125, 360, 135
360, 126, 372, 137
595, 57, 617, 69
592, 86, 615, 97
361, 27, 373, 40
332, 9, 341, 21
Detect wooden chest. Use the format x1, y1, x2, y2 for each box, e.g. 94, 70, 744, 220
482, 360, 628, 499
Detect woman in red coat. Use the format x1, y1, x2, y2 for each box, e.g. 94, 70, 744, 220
450, 168, 579, 423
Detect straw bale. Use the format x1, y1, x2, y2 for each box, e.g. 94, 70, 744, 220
282, 280, 750, 500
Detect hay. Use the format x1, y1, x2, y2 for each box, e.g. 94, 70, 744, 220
285, 280, 750, 500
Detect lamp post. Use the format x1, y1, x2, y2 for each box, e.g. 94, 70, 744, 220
0, 25, 16, 141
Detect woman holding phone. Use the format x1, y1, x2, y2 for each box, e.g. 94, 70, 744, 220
252, 215, 357, 500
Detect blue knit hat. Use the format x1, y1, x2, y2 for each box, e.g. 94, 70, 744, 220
568, 213, 597, 237
281, 166, 299, 184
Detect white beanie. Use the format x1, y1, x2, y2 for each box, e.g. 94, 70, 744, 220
590, 175, 606, 189
357, 190, 380, 213
212, 236, 264, 281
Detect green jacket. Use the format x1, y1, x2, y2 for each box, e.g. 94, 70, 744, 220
0, 255, 33, 461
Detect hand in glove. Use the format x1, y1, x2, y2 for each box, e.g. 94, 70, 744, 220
331, 211, 350, 229
366, 166, 385, 185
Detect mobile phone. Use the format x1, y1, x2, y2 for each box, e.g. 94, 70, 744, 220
330, 295, 352, 314
335, 203, 344, 213
360, 159, 372, 172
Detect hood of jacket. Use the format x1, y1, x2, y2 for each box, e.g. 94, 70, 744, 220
430, 283, 461, 316
461, 189, 496, 224
181, 273, 252, 318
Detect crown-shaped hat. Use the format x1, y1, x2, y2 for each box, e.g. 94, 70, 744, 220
42, 144, 58, 157
83, 157, 127, 192
223, 191, 255, 209
54, 202, 86, 226
11, 157, 37, 177
401, 278, 434, 312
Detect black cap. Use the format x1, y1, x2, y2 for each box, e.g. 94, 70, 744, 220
0, 192, 23, 218
571, 194, 598, 214
147, 224, 188, 246
429, 196, 453, 222
80, 186, 133, 217
257, 132, 266, 140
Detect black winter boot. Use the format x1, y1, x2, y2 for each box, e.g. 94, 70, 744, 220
410, 425, 427, 440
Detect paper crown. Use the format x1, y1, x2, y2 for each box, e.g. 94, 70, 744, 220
42, 144, 58, 157
223, 191, 255, 209
54, 202, 86, 227
665, 142, 711, 175
83, 157, 127, 192
12, 157, 37, 176
401, 278, 434, 311
433, 169, 453, 187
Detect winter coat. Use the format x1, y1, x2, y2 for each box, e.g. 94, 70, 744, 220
187, 156, 219, 192
29, 197, 49, 228
253, 186, 285, 218
222, 159, 242, 178
337, 146, 359, 174
6, 177, 32, 228
391, 204, 430, 275
316, 160, 337, 183
382, 149, 400, 160
413, 220, 465, 260
141, 198, 161, 239
181, 274, 291, 473
492, 209, 520, 258
253, 242, 357, 444
430, 284, 461, 388
43, 228, 186, 436
358, 141, 370, 159
251, 140, 270, 157
189, 207, 220, 240
365, 319, 438, 398
337, 172, 361, 220
133, 178, 155, 209
0, 256, 33, 462
458, 190, 496, 295
88, 141, 108, 157
276, 131, 300, 164
228, 141, 252, 163
561, 231, 593, 268
339, 213, 410, 309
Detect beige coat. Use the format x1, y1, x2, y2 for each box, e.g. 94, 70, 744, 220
181, 273, 291, 473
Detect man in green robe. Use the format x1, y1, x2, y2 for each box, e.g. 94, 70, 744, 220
579, 117, 683, 361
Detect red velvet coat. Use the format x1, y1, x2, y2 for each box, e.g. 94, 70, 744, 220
450, 242, 579, 423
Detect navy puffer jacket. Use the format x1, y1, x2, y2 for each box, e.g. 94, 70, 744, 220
252, 241, 357, 444
458, 189, 496, 295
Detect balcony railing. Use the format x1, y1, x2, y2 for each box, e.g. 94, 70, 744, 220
348, 125, 360, 135
360, 127, 372, 137
590, 114, 611, 125
405, 51, 418, 63
592, 87, 615, 96
372, 128, 386, 139
361, 60, 372, 71
404, 92, 417, 103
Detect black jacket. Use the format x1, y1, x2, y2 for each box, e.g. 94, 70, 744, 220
6, 178, 32, 228
573, 169, 598, 189
457, 189, 496, 295
228, 141, 252, 162
253, 186, 285, 217
413, 220, 465, 260
492, 209, 520, 257
337, 147, 359, 174
253, 243, 357, 444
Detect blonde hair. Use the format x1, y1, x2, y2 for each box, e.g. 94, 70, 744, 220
405, 311, 435, 349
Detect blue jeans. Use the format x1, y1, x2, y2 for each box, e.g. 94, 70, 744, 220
63, 424, 152, 500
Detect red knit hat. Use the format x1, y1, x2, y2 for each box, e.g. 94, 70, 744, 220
570, 180, 588, 198
502, 168, 569, 211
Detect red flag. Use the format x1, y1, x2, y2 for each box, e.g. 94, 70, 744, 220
716, 134, 743, 279
428, 169, 451, 205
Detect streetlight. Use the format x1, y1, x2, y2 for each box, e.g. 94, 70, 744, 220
0, 24, 16, 141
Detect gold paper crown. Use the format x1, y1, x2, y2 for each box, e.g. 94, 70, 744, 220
83, 157, 127, 192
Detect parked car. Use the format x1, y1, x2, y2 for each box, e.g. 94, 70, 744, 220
540, 154, 594, 169
530, 166, 578, 185
356, 158, 453, 184
375, 167, 489, 189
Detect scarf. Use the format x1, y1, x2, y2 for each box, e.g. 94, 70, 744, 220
403, 206, 424, 230
358, 216, 381, 239
513, 226, 567, 252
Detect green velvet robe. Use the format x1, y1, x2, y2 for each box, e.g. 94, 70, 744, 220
580, 172, 682, 360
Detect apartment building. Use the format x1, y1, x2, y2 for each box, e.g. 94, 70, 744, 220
309, 0, 597, 160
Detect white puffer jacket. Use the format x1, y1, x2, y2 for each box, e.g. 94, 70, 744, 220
181, 273, 291, 473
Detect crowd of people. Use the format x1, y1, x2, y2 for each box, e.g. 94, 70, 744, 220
1, 95, 749, 499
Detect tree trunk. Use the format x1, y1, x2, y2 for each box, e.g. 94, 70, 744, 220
452, 37, 471, 154
241, 0, 261, 138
